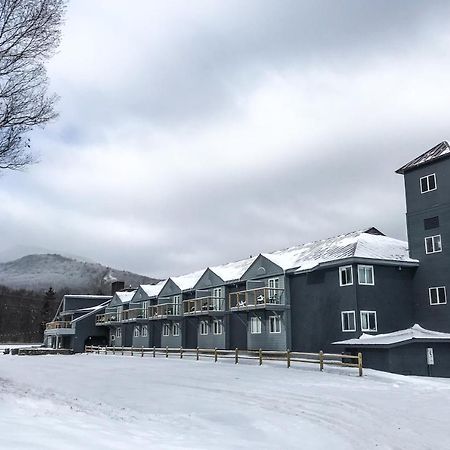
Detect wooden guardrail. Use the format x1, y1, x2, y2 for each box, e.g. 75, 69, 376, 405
85, 345, 363, 376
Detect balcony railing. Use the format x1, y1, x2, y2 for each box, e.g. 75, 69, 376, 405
183, 297, 225, 315
229, 287, 284, 310
46, 321, 72, 330
96, 312, 119, 325
122, 308, 148, 321
149, 303, 181, 319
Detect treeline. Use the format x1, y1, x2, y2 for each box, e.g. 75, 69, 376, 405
0, 285, 60, 343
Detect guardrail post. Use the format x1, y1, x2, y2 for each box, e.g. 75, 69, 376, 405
153, 346, 156, 358
112, 345, 115, 355
121, 346, 124, 356
319, 350, 324, 371
180, 347, 183, 359
358, 352, 363, 377
105, 347, 107, 355
196, 347, 199, 361
259, 348, 263, 366
141, 346, 144, 357
131, 346, 134, 356
166, 346, 169, 358
97, 346, 99, 354
287, 349, 291, 368
235, 347, 239, 364
214, 347, 218, 362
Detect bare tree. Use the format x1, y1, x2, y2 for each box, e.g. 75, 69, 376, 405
0, 0, 66, 170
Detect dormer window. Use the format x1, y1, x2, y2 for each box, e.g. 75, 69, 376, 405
420, 174, 437, 193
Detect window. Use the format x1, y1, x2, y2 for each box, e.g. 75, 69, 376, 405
172, 322, 180, 336
424, 216, 440, 230
268, 278, 280, 302
134, 325, 141, 337
339, 266, 353, 286
142, 325, 148, 337
116, 328, 122, 338
200, 320, 209, 335
420, 173, 437, 193
163, 323, 170, 336
142, 301, 149, 319
250, 316, 262, 334
425, 235, 442, 254
429, 287, 447, 305
360, 311, 377, 332
212, 288, 223, 310
173, 296, 181, 315
269, 315, 281, 333
358, 265, 374, 285
213, 319, 223, 335
341, 311, 356, 332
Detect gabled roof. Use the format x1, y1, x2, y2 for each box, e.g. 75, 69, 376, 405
140, 280, 167, 298
396, 141, 450, 174
260, 228, 417, 273
333, 324, 450, 347
171, 269, 205, 291
210, 256, 257, 282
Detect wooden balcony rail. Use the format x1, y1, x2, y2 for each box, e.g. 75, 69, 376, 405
149, 303, 182, 319
95, 312, 119, 325
85, 345, 363, 377
229, 287, 284, 310
46, 321, 72, 330
183, 297, 225, 315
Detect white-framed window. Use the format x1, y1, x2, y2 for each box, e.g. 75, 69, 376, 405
172, 322, 180, 336
163, 323, 170, 336
173, 295, 181, 315
134, 325, 141, 337
213, 319, 223, 335
200, 320, 209, 335
339, 266, 353, 286
142, 325, 148, 337
212, 287, 223, 310
420, 173, 437, 193
425, 235, 442, 254
360, 311, 377, 332
250, 316, 262, 334
429, 286, 447, 305
358, 265, 374, 285
116, 327, 122, 338
269, 315, 281, 333
341, 311, 356, 332
142, 301, 149, 319
268, 278, 280, 302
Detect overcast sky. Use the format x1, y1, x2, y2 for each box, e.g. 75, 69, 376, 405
1, 0, 450, 277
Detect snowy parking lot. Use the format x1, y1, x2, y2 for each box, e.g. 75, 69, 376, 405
0, 352, 449, 449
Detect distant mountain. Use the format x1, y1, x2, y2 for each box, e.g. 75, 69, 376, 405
0, 254, 159, 295
0, 245, 94, 264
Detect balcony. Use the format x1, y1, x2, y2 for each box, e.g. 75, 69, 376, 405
229, 287, 285, 311
122, 308, 148, 322
44, 321, 75, 335
96, 312, 119, 325
183, 297, 225, 316
149, 303, 182, 320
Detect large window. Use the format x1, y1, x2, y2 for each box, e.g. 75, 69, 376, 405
268, 278, 280, 302
213, 319, 223, 335
142, 301, 149, 319
172, 322, 180, 336
420, 173, 437, 193
200, 320, 209, 335
425, 235, 442, 254
134, 325, 141, 337
162, 323, 170, 336
358, 265, 374, 285
212, 287, 223, 310
269, 315, 281, 333
360, 311, 377, 332
142, 325, 148, 337
429, 287, 447, 305
173, 295, 181, 315
339, 266, 353, 286
341, 311, 356, 332
250, 316, 262, 334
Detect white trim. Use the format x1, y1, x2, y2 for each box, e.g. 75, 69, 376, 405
269, 315, 281, 334
200, 320, 209, 335
341, 311, 356, 332
358, 265, 375, 285
420, 173, 437, 193
134, 325, 141, 337
250, 316, 262, 334
162, 323, 170, 336
142, 325, 148, 337
172, 322, 180, 336
429, 286, 447, 305
213, 319, 223, 335
425, 235, 442, 254
116, 328, 121, 338
339, 266, 353, 286
360, 310, 377, 332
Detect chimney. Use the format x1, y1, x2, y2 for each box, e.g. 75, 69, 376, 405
111, 281, 125, 295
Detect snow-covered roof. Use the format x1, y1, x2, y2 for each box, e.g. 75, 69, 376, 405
115, 290, 137, 304
260, 229, 417, 273
333, 324, 450, 346
171, 269, 205, 291
140, 280, 167, 297
210, 256, 257, 282
396, 141, 450, 174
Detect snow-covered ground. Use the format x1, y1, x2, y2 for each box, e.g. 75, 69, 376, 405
0, 354, 449, 450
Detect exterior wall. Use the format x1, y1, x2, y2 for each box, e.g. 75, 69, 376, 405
72, 314, 108, 352
403, 158, 450, 332
246, 310, 288, 350
160, 320, 183, 348
197, 317, 226, 349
